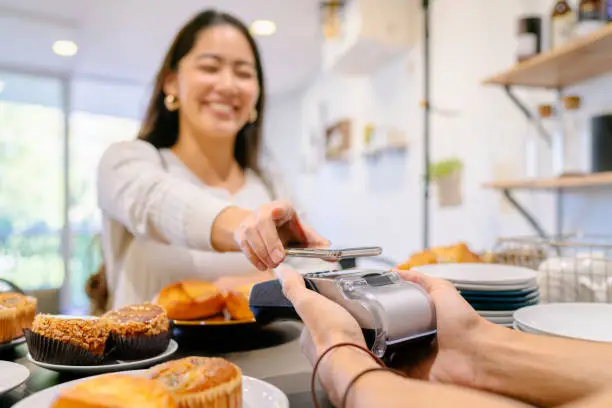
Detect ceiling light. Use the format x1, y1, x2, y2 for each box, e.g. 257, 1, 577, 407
250, 20, 276, 36
52, 40, 78, 57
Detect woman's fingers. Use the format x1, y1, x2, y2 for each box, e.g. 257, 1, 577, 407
255, 211, 286, 266
235, 229, 268, 271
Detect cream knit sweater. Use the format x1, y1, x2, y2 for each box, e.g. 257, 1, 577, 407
97, 140, 331, 309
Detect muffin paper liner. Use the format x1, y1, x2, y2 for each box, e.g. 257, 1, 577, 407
109, 330, 171, 360
24, 329, 108, 366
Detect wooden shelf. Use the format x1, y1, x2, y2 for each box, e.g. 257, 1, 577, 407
483, 172, 612, 190
483, 24, 612, 89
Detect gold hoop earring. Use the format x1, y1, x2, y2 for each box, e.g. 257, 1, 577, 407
164, 94, 180, 111
249, 109, 258, 123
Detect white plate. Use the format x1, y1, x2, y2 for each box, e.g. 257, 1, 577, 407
478, 310, 515, 317
0, 361, 30, 395
454, 282, 538, 292
514, 303, 612, 342
13, 370, 289, 408
415, 263, 538, 285
0, 336, 25, 351
484, 316, 514, 324
27, 339, 178, 374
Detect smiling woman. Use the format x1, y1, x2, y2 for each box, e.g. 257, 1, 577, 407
94, 9, 330, 311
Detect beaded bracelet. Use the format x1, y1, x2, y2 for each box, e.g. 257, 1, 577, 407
310, 342, 405, 408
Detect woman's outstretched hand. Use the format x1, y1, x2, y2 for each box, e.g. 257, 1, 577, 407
234, 200, 329, 271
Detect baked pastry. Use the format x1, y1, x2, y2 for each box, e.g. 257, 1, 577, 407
51, 374, 176, 408
398, 242, 482, 270
102, 303, 171, 360
223, 285, 254, 321
0, 305, 18, 344
155, 281, 225, 321
0, 293, 37, 338
147, 356, 242, 408
25, 314, 110, 365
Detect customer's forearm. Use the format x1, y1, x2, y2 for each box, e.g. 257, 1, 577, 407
474, 325, 612, 407
210, 206, 252, 252
319, 348, 527, 408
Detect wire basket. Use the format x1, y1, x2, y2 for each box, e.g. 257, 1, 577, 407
491, 234, 612, 304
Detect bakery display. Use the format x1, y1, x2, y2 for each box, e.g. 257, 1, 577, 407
147, 356, 242, 408
102, 303, 171, 360
397, 242, 483, 270
51, 374, 177, 408
25, 314, 111, 365
0, 292, 37, 339
155, 280, 258, 323
155, 281, 225, 321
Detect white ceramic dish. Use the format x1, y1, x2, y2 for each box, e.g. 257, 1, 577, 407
453, 282, 538, 292
0, 336, 25, 351
414, 263, 538, 285
13, 369, 289, 408
484, 315, 514, 325
0, 361, 30, 396
478, 310, 515, 317
514, 303, 612, 343
27, 339, 178, 374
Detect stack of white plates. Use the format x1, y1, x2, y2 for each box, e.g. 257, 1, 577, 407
514, 303, 612, 342
414, 263, 540, 327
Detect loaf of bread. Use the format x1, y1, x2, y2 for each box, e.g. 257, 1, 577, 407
155, 281, 225, 321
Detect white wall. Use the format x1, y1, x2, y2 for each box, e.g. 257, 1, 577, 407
264, 0, 612, 263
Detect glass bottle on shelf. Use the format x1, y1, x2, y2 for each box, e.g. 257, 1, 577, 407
576, 0, 605, 37
550, 0, 576, 50
562, 95, 589, 175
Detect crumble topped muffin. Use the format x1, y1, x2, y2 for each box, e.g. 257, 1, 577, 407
25, 314, 111, 365
147, 356, 242, 408
103, 304, 169, 336
102, 303, 171, 360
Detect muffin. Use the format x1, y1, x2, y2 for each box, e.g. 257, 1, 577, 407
25, 314, 111, 365
0, 305, 18, 344
51, 374, 177, 408
0, 293, 37, 338
147, 356, 242, 408
102, 303, 171, 360
155, 281, 225, 321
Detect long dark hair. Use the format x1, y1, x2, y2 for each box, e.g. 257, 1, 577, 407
138, 9, 266, 175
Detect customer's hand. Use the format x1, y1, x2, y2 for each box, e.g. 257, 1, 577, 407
391, 268, 495, 389
234, 200, 329, 271
277, 268, 366, 364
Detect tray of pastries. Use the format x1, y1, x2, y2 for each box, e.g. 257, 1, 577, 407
14, 356, 289, 408
24, 303, 178, 374
154, 280, 258, 327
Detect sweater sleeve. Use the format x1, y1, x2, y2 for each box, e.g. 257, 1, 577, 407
97, 140, 232, 251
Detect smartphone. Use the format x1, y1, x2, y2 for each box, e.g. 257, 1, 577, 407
284, 246, 382, 262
